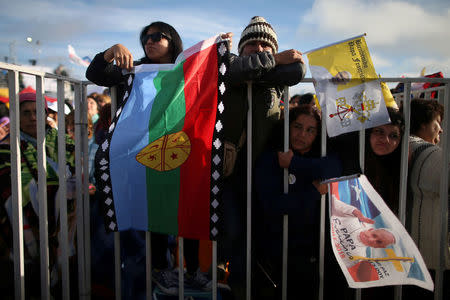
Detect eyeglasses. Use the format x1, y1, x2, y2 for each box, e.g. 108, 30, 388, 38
371, 128, 400, 141
141, 32, 171, 45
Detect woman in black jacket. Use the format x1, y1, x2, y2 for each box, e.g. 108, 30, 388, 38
86, 21, 183, 105
86, 21, 188, 296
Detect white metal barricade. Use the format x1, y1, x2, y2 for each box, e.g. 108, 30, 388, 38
0, 59, 448, 300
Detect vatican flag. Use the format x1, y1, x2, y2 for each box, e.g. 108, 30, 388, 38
307, 34, 390, 137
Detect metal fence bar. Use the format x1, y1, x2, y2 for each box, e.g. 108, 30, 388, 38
435, 83, 450, 300
57, 79, 70, 299
282, 87, 289, 300
178, 237, 184, 300
8, 69, 25, 300
146, 232, 152, 300
246, 82, 253, 300
212, 240, 217, 300
75, 82, 87, 299
36, 75, 51, 300
109, 86, 122, 300
81, 84, 92, 299
355, 127, 365, 300
114, 233, 121, 300
395, 82, 412, 300
319, 101, 327, 300
2, 62, 449, 300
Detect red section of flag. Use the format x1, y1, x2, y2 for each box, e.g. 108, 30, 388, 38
178, 44, 218, 240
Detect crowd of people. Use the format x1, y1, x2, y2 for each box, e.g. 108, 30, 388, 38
0, 15, 448, 300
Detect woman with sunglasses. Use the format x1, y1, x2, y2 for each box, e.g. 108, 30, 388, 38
86, 21, 183, 105
86, 21, 187, 297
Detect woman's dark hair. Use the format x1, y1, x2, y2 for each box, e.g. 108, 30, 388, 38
268, 104, 322, 154
298, 93, 315, 106
139, 21, 183, 64
408, 98, 444, 135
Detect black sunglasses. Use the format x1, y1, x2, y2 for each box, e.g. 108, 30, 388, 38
141, 32, 171, 45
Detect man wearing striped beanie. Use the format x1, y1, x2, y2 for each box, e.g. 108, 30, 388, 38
238, 16, 278, 56
220, 16, 306, 299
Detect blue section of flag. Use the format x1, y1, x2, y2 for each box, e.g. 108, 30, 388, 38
110, 72, 158, 230
338, 178, 380, 219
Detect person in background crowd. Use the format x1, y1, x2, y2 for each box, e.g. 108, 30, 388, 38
220, 16, 305, 299
403, 98, 449, 300
288, 94, 301, 109
359, 107, 405, 300
94, 103, 111, 145
253, 105, 341, 299
95, 94, 111, 108
297, 92, 316, 106
66, 111, 75, 140
0, 88, 76, 298
87, 95, 99, 124
364, 107, 404, 216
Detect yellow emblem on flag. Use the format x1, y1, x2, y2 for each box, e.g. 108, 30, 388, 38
136, 131, 191, 171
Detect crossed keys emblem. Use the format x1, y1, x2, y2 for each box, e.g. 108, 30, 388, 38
329, 91, 379, 127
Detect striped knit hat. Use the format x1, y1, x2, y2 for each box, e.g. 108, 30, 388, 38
238, 16, 278, 55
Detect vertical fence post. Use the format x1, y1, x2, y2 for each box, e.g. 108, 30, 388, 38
109, 86, 122, 300
282, 87, 289, 300
393, 82, 411, 300
82, 84, 92, 299
246, 82, 253, 300
57, 79, 70, 300
8, 70, 25, 300
36, 75, 51, 300
146, 232, 152, 300
75, 82, 87, 299
178, 237, 184, 300
355, 127, 365, 300
319, 98, 327, 300
212, 240, 218, 300
435, 83, 450, 300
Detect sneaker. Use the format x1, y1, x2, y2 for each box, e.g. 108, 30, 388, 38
185, 269, 212, 291
152, 268, 179, 295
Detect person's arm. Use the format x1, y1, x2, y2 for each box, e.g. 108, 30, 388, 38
228, 50, 305, 86
228, 52, 276, 84
259, 61, 306, 87
86, 44, 133, 87
279, 151, 342, 180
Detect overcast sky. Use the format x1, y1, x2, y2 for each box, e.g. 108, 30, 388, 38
1, 0, 449, 94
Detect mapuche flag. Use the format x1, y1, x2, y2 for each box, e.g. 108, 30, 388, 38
95, 36, 229, 240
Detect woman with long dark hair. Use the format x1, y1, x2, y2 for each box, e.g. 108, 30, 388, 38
253, 105, 342, 299
86, 22, 199, 297
364, 107, 404, 215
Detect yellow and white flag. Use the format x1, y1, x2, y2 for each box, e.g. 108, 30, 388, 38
307, 35, 390, 137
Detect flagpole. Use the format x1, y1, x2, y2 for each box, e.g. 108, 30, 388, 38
303, 33, 366, 55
